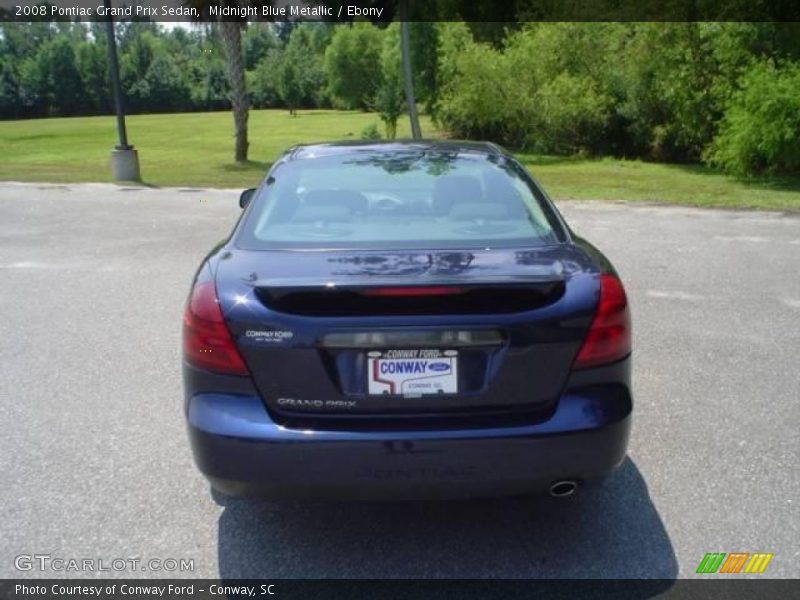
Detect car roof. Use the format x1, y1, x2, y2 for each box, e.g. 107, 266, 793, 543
286, 139, 510, 161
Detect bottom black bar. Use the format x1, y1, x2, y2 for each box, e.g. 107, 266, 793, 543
1, 579, 798, 600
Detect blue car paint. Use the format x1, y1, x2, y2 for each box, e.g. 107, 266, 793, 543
183, 141, 632, 499
185, 372, 631, 499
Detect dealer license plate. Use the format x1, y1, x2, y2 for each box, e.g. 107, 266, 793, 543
367, 349, 458, 395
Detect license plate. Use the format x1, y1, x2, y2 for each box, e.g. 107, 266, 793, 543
367, 349, 458, 396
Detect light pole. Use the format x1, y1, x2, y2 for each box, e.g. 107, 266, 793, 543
104, 0, 141, 181
399, 0, 421, 140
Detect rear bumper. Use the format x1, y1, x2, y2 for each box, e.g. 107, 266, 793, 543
186, 385, 632, 500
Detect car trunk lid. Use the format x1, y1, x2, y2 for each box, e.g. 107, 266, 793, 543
214, 246, 599, 425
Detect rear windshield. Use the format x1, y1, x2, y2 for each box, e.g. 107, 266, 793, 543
236, 150, 563, 251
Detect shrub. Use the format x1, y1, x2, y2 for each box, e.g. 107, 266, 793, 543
707, 60, 800, 176
360, 123, 382, 140
530, 72, 611, 154
436, 23, 616, 153
435, 23, 525, 144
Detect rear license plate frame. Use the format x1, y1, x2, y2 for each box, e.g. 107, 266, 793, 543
367, 349, 458, 396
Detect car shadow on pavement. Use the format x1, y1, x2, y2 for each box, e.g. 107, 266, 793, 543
215, 457, 676, 585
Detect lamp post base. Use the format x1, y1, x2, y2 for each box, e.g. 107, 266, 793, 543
110, 147, 141, 182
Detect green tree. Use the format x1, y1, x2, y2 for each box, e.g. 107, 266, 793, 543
243, 23, 279, 70
117, 21, 160, 53
75, 41, 109, 114
19, 36, 85, 116
249, 48, 282, 108
324, 23, 384, 110
373, 24, 405, 139
121, 31, 157, 112
0, 59, 20, 118
277, 59, 303, 116
192, 57, 229, 110
277, 24, 329, 113
143, 54, 191, 111
47, 37, 86, 116
410, 22, 439, 114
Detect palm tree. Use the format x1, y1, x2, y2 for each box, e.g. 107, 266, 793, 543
186, 1, 423, 158
217, 19, 249, 161
187, 1, 257, 162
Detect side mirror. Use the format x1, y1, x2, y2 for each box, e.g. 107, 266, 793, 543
239, 188, 256, 209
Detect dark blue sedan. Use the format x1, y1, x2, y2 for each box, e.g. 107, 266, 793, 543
183, 141, 631, 500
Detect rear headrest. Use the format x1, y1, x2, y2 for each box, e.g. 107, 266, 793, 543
291, 205, 351, 223
432, 175, 483, 215
303, 189, 368, 214
482, 169, 528, 218
449, 202, 510, 221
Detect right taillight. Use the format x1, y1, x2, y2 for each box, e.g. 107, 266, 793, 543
573, 273, 631, 370
183, 281, 249, 376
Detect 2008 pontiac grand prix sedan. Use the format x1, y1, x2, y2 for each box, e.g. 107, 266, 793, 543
183, 140, 632, 500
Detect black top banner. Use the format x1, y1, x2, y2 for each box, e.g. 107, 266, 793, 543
1, 0, 799, 23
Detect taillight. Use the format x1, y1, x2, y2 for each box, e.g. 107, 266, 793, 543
361, 286, 465, 297
573, 273, 631, 370
183, 281, 249, 376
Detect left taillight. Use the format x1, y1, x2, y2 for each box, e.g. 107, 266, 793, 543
183, 281, 249, 376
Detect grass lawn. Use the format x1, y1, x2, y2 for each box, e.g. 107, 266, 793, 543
1, 109, 798, 211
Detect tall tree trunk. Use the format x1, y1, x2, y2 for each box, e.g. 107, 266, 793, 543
218, 20, 249, 162
399, 0, 421, 139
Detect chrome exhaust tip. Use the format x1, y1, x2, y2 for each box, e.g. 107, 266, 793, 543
549, 480, 578, 498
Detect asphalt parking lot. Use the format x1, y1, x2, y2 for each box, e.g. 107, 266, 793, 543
1, 182, 798, 580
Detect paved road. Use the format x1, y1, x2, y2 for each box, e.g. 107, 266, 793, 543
1, 182, 798, 580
